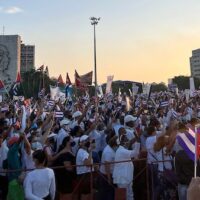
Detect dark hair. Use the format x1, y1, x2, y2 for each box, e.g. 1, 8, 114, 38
33, 150, 47, 165
106, 129, 115, 144
58, 136, 71, 153
147, 126, 156, 136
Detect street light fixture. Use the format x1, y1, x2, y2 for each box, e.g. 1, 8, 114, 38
90, 17, 100, 97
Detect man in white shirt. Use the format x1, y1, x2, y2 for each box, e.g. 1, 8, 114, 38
99, 135, 118, 200
113, 134, 140, 200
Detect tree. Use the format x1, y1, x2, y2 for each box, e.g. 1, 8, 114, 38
151, 82, 167, 92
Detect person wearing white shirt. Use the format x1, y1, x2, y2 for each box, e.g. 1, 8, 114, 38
113, 134, 140, 200
24, 150, 55, 200
56, 119, 70, 152
76, 135, 94, 197
99, 135, 118, 200
0, 135, 8, 199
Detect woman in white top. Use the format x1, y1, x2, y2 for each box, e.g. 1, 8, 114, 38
113, 134, 140, 200
24, 150, 56, 200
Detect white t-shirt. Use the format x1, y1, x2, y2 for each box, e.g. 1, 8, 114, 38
24, 168, 55, 200
100, 145, 115, 175
0, 141, 8, 176
113, 144, 140, 185
146, 135, 157, 164
76, 148, 93, 175
56, 128, 69, 152
24, 150, 35, 170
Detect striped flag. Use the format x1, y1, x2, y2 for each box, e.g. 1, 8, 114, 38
171, 109, 180, 119
48, 100, 55, 107
176, 127, 200, 161
160, 101, 169, 107
55, 111, 64, 118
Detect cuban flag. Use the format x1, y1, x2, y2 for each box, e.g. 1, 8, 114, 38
55, 111, 64, 119
160, 101, 169, 107
176, 127, 200, 161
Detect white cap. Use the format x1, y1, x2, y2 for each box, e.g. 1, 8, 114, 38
80, 135, 89, 143
124, 115, 137, 123
72, 111, 82, 118
60, 119, 70, 126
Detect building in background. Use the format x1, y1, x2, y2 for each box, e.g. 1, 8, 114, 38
0, 35, 21, 89
20, 43, 35, 73
0, 34, 35, 89
190, 49, 200, 78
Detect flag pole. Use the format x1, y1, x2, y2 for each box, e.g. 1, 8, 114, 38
194, 125, 199, 178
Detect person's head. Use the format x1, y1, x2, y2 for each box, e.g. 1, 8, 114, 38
119, 134, 129, 149
108, 135, 118, 149
106, 129, 116, 144
177, 122, 188, 132
147, 126, 156, 136
71, 125, 83, 137
32, 150, 47, 167
190, 118, 200, 127
72, 111, 82, 121
118, 127, 126, 137
58, 136, 75, 152
60, 119, 71, 132
79, 135, 90, 149
124, 115, 137, 128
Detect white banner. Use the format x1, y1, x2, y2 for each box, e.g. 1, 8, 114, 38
132, 84, 139, 95
106, 75, 114, 94
50, 86, 65, 102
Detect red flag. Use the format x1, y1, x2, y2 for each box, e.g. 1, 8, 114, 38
80, 71, 93, 85
16, 72, 21, 83
0, 80, 5, 90
75, 70, 81, 87
58, 74, 64, 85
75, 70, 93, 89
66, 73, 71, 85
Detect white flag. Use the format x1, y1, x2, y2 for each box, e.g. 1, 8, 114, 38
190, 77, 195, 97
106, 75, 114, 94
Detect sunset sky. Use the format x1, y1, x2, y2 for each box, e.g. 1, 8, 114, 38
1, 0, 200, 84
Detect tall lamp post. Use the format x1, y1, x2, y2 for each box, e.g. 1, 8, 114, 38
90, 17, 100, 97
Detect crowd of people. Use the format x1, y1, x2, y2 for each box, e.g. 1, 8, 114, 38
0, 90, 200, 200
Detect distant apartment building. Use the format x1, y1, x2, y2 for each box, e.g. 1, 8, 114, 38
190, 49, 200, 78
20, 43, 35, 73
0, 35, 21, 89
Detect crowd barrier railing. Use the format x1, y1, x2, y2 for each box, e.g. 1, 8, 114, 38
0, 158, 178, 200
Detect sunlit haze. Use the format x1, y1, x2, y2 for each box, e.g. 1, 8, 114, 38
1, 0, 200, 84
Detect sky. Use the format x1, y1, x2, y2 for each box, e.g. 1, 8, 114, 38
1, 0, 200, 84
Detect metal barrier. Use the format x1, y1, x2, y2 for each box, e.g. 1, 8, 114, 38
0, 158, 178, 200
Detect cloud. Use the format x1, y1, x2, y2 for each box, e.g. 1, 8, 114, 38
3, 6, 23, 14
